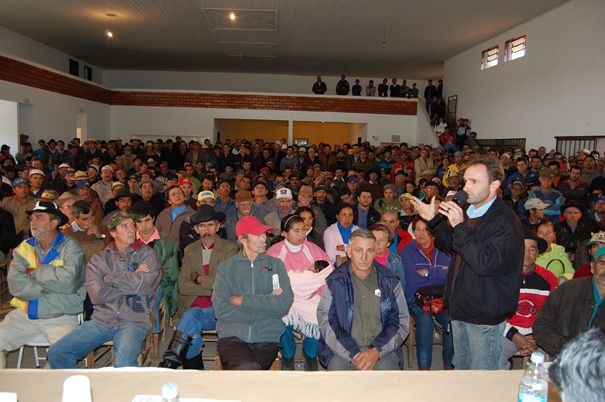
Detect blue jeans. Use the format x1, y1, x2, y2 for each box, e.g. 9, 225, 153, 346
451, 320, 506, 370
408, 301, 453, 369
176, 307, 216, 359
48, 319, 149, 368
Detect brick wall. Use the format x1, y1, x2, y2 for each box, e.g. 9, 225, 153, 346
0, 55, 416, 116
0, 55, 112, 103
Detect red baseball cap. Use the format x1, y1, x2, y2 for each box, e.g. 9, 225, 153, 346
235, 215, 274, 238
178, 177, 192, 187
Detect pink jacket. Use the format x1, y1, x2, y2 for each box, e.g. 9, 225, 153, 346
322, 223, 359, 264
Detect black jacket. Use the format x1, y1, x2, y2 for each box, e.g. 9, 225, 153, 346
533, 278, 605, 357
430, 197, 524, 325
353, 204, 381, 229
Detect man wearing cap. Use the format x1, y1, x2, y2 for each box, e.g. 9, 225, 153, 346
574, 231, 605, 278
91, 166, 114, 205
28, 168, 46, 198
520, 198, 548, 232
135, 178, 164, 217
177, 190, 219, 255
296, 185, 327, 234
264, 188, 295, 236
499, 232, 559, 369
2, 178, 36, 241
533, 245, 605, 357
0, 201, 85, 369
160, 205, 238, 369
48, 211, 161, 368
178, 177, 197, 209
503, 180, 528, 216
155, 186, 196, 247
251, 181, 276, 222
225, 190, 254, 242
75, 179, 104, 225
527, 167, 565, 222
102, 188, 133, 226
374, 184, 401, 215
212, 215, 293, 369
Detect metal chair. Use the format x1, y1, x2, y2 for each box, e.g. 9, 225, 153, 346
16, 334, 49, 368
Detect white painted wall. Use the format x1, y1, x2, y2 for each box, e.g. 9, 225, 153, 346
0, 100, 19, 154
0, 80, 111, 145
105, 70, 424, 96
0, 25, 104, 84
444, 0, 605, 151
110, 105, 418, 147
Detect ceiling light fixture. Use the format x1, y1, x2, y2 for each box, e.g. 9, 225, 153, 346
105, 13, 116, 38
229, 11, 236, 21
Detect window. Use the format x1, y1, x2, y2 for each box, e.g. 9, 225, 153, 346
481, 46, 499, 70
505, 35, 526, 62
69, 59, 79, 77
83, 65, 93, 81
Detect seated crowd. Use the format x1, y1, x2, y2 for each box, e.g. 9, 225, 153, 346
0, 133, 603, 371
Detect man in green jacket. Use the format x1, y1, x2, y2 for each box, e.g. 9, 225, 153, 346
0, 201, 85, 368
212, 215, 293, 370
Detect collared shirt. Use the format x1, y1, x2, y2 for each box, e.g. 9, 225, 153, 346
137, 228, 161, 245
170, 204, 188, 222
466, 196, 497, 219
350, 266, 382, 347
71, 221, 85, 232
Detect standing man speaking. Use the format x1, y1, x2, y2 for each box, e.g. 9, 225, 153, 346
411, 157, 524, 370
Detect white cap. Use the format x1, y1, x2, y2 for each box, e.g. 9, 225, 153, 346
275, 188, 293, 200
101, 165, 113, 172
58, 163, 70, 169
29, 168, 44, 177
530, 351, 545, 364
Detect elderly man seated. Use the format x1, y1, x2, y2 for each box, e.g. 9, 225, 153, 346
317, 229, 409, 370
0, 201, 85, 368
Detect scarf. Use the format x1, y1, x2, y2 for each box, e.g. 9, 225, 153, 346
337, 222, 353, 244
417, 239, 435, 265
170, 204, 188, 222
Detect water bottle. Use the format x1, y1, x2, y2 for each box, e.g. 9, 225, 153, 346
161, 383, 179, 402
518, 351, 548, 402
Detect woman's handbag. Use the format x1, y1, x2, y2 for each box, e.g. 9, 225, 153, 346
415, 285, 447, 314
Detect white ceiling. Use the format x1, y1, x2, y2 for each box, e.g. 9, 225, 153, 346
0, 0, 569, 78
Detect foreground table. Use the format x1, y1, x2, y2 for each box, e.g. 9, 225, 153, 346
0, 369, 560, 402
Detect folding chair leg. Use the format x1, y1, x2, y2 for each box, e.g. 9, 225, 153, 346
17, 347, 24, 369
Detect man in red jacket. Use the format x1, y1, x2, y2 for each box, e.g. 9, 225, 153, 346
499, 232, 558, 369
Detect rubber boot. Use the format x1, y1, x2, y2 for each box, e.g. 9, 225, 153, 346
182, 353, 205, 370
304, 354, 319, 371
159, 331, 192, 369
280, 356, 295, 370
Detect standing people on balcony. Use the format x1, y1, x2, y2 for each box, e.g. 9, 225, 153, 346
336, 74, 350, 96
378, 78, 388, 97
312, 76, 327, 95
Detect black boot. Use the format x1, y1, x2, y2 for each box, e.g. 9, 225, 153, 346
304, 354, 319, 371
159, 331, 192, 369
280, 356, 295, 370
182, 353, 205, 370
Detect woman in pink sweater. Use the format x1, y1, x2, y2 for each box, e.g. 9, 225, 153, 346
267, 214, 334, 371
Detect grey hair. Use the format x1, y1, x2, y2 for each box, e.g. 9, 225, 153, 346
549, 328, 605, 402
349, 228, 376, 243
